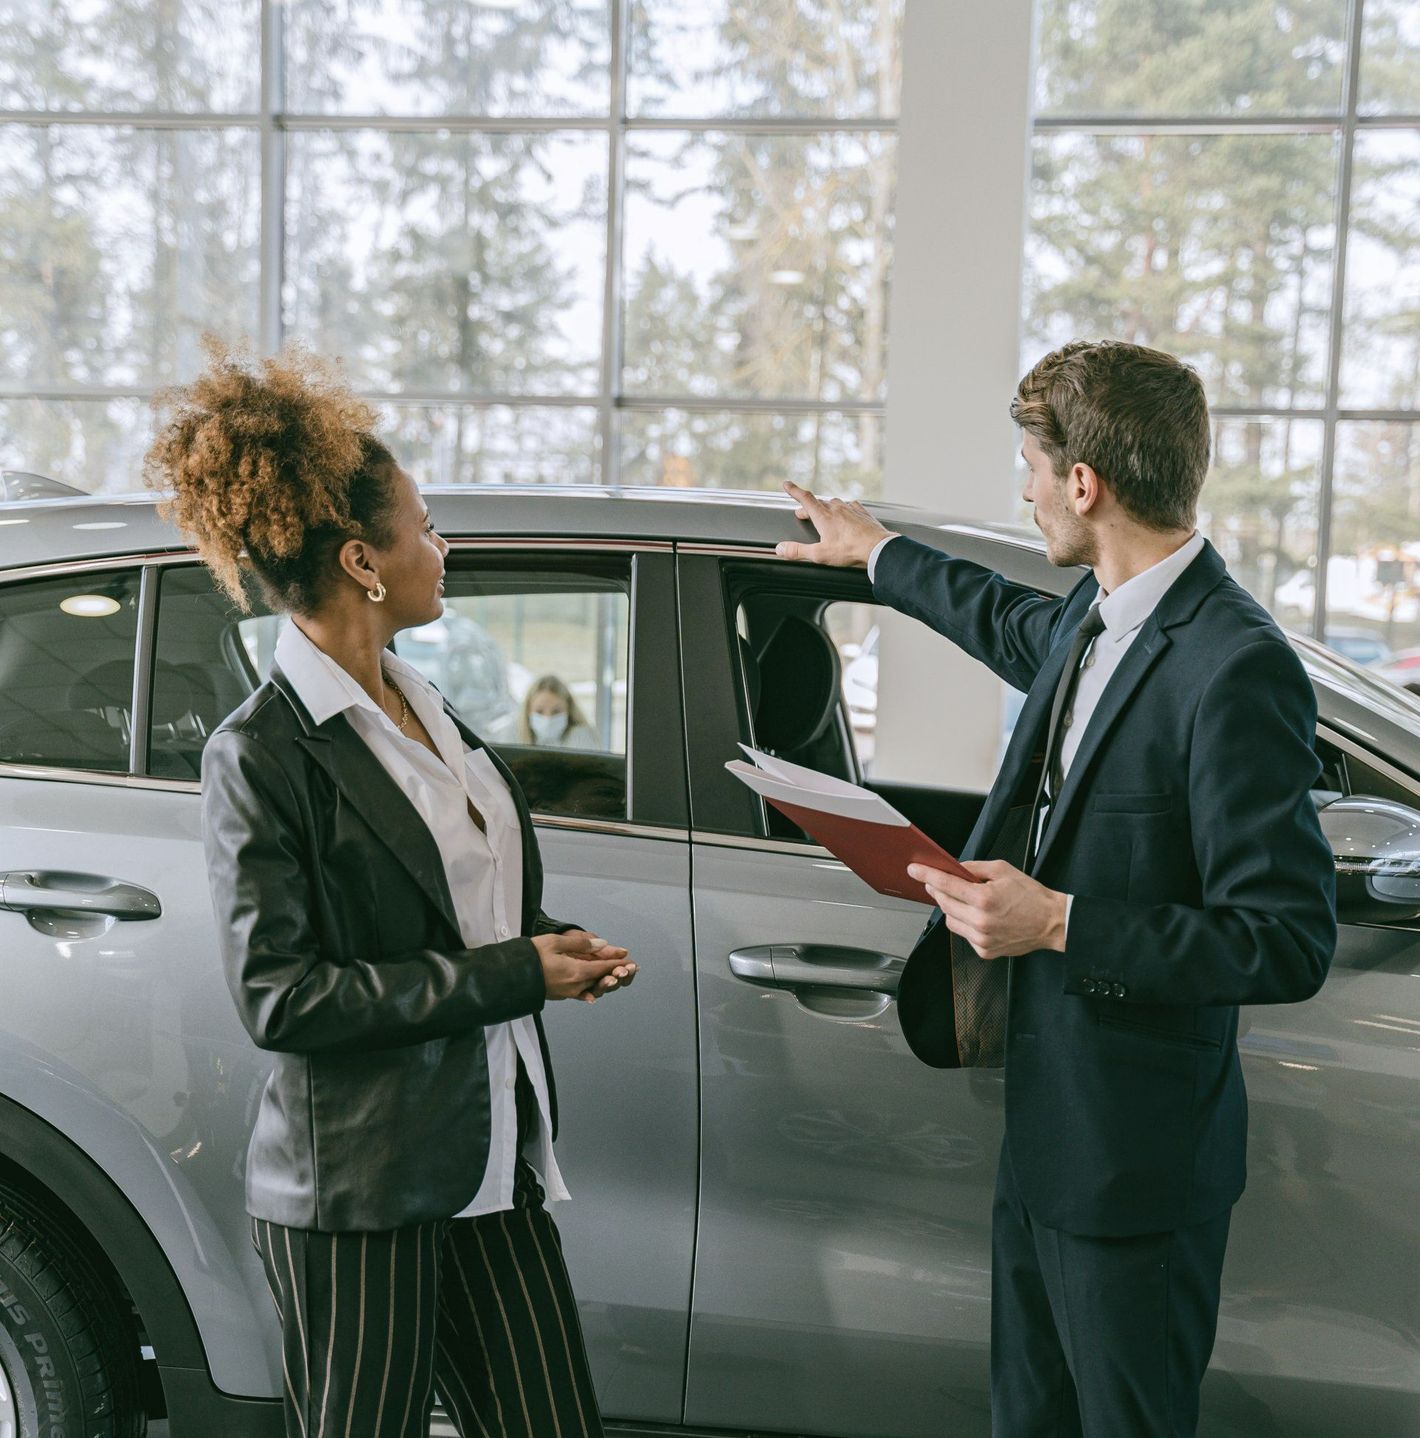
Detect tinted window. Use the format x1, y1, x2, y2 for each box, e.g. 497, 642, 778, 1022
395, 562, 631, 821
149, 566, 273, 780
0, 570, 141, 774
727, 576, 1019, 841
153, 558, 632, 821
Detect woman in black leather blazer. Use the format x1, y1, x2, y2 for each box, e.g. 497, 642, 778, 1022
146, 341, 634, 1438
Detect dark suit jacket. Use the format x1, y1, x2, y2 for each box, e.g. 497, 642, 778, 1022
202, 664, 573, 1233
875, 536, 1337, 1237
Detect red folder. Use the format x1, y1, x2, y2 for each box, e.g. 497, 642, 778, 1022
764, 798, 978, 905
726, 746, 980, 906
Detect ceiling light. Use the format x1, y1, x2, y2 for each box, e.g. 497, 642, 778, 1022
770, 269, 807, 286
60, 594, 121, 618
72, 521, 127, 531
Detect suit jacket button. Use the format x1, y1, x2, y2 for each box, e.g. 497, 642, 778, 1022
1083, 979, 1098, 995
1112, 982, 1126, 998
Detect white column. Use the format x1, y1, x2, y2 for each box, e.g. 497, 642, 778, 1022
872, 0, 1036, 793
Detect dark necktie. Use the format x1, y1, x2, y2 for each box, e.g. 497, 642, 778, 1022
1024, 603, 1107, 870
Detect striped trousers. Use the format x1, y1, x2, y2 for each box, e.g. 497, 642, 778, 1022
252, 1162, 604, 1438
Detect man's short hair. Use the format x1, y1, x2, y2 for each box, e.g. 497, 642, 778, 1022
1010, 340, 1211, 532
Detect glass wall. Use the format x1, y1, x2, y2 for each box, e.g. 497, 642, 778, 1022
1026, 0, 1420, 668
0, 0, 901, 496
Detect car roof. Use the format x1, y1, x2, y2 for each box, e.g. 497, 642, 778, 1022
5, 483, 1419, 778
0, 483, 1052, 575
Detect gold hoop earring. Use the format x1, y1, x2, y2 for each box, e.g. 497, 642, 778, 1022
368, 581, 387, 604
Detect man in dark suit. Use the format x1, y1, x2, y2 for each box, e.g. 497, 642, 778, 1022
776, 340, 1337, 1438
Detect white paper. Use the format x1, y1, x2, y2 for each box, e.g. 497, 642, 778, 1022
725, 757, 911, 827
735, 742, 869, 798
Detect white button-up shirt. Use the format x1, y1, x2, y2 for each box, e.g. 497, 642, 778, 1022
273, 620, 569, 1217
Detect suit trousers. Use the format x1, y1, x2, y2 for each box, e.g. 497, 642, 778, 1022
990, 1144, 1230, 1438
252, 1154, 603, 1438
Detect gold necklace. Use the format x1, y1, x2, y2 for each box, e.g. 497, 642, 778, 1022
386, 679, 411, 733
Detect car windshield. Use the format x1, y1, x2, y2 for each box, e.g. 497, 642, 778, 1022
1288, 629, 1420, 730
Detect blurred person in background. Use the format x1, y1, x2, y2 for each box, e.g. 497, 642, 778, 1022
520, 674, 603, 751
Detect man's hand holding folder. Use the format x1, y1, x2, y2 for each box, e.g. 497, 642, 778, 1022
726, 747, 1070, 959
725, 746, 982, 907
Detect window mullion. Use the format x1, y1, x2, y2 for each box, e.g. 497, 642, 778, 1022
1313, 0, 1369, 642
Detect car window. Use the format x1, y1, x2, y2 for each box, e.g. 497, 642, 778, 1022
1314, 734, 1420, 811
727, 568, 1019, 842
822, 600, 1023, 786
149, 566, 276, 780
152, 559, 632, 822
398, 563, 630, 822
0, 569, 142, 774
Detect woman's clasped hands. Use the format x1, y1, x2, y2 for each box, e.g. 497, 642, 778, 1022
534, 930, 637, 1004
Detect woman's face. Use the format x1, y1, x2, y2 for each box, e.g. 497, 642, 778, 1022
529, 688, 570, 743
370, 466, 449, 628
530, 690, 568, 720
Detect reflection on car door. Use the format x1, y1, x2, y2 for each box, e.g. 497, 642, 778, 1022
678, 551, 1002, 1438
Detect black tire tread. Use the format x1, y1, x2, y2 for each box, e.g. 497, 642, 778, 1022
0, 1175, 144, 1438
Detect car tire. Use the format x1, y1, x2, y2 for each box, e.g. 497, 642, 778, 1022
0, 1178, 144, 1438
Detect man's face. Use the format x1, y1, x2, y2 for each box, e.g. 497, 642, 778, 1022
1020, 432, 1097, 569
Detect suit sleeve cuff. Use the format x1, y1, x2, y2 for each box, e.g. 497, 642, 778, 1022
1059, 894, 1129, 1001
866, 533, 899, 584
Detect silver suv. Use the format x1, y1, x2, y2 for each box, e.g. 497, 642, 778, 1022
1, 485, 1418, 1438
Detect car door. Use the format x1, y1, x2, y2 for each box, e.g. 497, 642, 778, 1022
148, 538, 698, 1424
0, 557, 282, 1401
677, 546, 1024, 1438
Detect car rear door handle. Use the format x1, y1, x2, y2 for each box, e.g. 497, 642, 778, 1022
0, 871, 162, 921
728, 944, 904, 997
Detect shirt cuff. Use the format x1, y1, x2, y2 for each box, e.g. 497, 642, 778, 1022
867, 533, 899, 583
1064, 893, 1074, 942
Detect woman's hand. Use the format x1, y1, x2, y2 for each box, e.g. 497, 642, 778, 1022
533, 930, 636, 1003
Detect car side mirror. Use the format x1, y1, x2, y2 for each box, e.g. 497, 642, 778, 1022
1318, 796, 1420, 925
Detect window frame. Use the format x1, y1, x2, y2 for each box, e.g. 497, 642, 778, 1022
0, 543, 690, 839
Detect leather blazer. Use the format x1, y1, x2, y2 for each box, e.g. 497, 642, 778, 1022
202, 664, 574, 1232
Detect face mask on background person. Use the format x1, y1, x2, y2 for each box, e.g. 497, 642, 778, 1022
530, 710, 570, 744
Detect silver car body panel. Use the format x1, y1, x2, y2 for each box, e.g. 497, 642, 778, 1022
1, 487, 1418, 1434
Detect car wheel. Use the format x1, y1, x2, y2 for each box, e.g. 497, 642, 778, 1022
0, 1178, 144, 1438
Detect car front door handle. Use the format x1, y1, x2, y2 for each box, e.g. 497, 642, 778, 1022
728, 944, 904, 997
0, 871, 162, 921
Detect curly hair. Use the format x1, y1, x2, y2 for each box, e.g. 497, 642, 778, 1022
143, 336, 399, 614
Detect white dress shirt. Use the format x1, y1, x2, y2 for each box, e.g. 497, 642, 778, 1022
869, 529, 1207, 930
273, 621, 569, 1218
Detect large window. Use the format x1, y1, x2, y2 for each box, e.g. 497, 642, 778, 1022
0, 1, 901, 498
1026, 0, 1420, 667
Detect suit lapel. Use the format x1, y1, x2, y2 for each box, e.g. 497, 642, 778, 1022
961, 642, 1068, 861
1029, 622, 1171, 874
961, 572, 1099, 862
271, 664, 464, 941
1028, 539, 1229, 874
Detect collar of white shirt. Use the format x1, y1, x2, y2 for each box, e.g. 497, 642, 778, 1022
273, 619, 441, 730
1093, 530, 1206, 639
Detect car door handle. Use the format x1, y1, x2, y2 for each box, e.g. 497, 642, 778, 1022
0, 871, 162, 921
728, 944, 904, 997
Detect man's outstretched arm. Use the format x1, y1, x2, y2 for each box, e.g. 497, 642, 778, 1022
775, 480, 1072, 691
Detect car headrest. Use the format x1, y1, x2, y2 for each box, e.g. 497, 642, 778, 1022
67, 658, 134, 714
150, 660, 218, 728
753, 616, 841, 755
